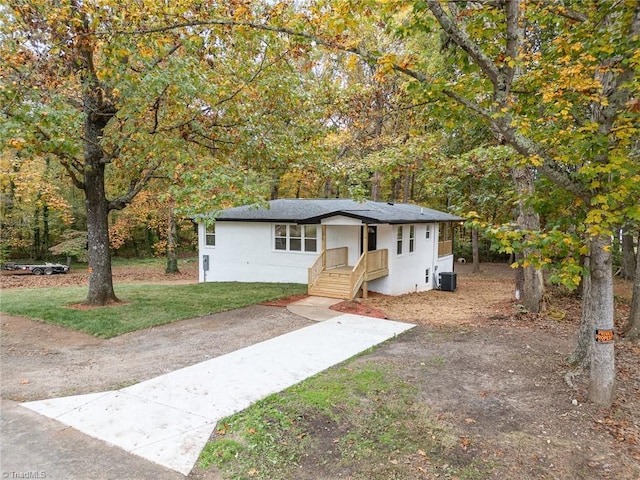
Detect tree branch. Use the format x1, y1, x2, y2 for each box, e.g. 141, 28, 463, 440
3, 108, 86, 190
108, 161, 162, 211
426, 0, 501, 86
534, 0, 589, 23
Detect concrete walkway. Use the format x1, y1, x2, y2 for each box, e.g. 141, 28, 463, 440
19, 303, 414, 476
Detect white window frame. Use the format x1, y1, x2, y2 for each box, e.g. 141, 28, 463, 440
274, 224, 318, 253
409, 225, 415, 253
396, 226, 403, 255
205, 223, 215, 247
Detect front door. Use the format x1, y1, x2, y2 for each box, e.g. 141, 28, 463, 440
361, 226, 377, 254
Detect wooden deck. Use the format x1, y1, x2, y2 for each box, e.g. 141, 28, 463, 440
308, 248, 389, 299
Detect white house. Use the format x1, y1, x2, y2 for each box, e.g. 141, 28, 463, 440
197, 199, 462, 299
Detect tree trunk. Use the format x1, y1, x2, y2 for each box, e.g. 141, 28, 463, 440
42, 202, 50, 260
514, 252, 525, 302
323, 178, 333, 198
625, 236, 640, 341
82, 74, 118, 305
270, 171, 280, 200
371, 170, 381, 201
621, 232, 636, 280
165, 202, 179, 274
32, 204, 41, 260
402, 168, 410, 203
511, 166, 544, 313
569, 254, 592, 368
471, 226, 480, 273
84, 158, 118, 305
587, 234, 616, 406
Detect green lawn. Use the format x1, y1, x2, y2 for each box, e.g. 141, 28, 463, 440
199, 361, 490, 480
0, 282, 306, 338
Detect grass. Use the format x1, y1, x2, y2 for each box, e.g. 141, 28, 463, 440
0, 282, 307, 338
199, 361, 490, 480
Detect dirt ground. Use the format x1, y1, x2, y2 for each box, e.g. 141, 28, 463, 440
1, 261, 639, 479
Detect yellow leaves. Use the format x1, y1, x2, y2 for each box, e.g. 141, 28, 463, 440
345, 54, 360, 72
578, 122, 599, 134
529, 155, 544, 167
570, 42, 584, 52
598, 43, 615, 55
585, 208, 604, 224
502, 56, 517, 68
7, 137, 26, 150
376, 53, 398, 78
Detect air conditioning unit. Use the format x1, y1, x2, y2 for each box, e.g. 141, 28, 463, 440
439, 272, 457, 292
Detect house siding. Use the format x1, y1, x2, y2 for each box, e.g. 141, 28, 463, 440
199, 222, 316, 284
368, 223, 437, 296
198, 217, 457, 295
324, 224, 361, 266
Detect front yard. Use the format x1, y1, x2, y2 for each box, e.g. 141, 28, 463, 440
1, 259, 638, 479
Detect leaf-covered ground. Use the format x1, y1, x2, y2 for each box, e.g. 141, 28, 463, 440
2, 261, 638, 479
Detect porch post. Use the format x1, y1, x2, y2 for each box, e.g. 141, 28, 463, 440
322, 225, 327, 268
362, 224, 368, 299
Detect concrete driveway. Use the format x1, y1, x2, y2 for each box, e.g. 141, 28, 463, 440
2, 299, 413, 479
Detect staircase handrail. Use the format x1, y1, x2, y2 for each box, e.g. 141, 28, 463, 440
350, 252, 366, 299
308, 250, 326, 287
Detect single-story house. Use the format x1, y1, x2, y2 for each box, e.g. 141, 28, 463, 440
197, 198, 462, 299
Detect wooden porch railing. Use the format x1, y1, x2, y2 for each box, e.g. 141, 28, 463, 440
350, 253, 367, 300
308, 247, 348, 288
309, 247, 389, 299
438, 240, 453, 257
326, 247, 348, 269
366, 249, 389, 280
308, 251, 325, 288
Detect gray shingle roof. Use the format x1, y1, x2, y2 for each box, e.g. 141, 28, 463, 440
214, 199, 462, 224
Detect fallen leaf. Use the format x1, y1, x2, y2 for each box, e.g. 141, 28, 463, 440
20, 379, 30, 385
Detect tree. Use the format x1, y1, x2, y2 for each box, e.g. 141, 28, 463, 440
625, 236, 640, 341
383, 0, 639, 405
0, 149, 74, 260
620, 230, 637, 280
1, 1, 324, 304
256, 0, 635, 405
1, 2, 179, 303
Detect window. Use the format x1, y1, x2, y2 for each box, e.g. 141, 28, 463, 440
304, 226, 317, 251
409, 225, 415, 253
425, 268, 430, 284
425, 227, 430, 239
274, 224, 318, 252
290, 225, 302, 251
205, 224, 215, 246
396, 226, 403, 255
275, 224, 287, 250
438, 222, 453, 257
